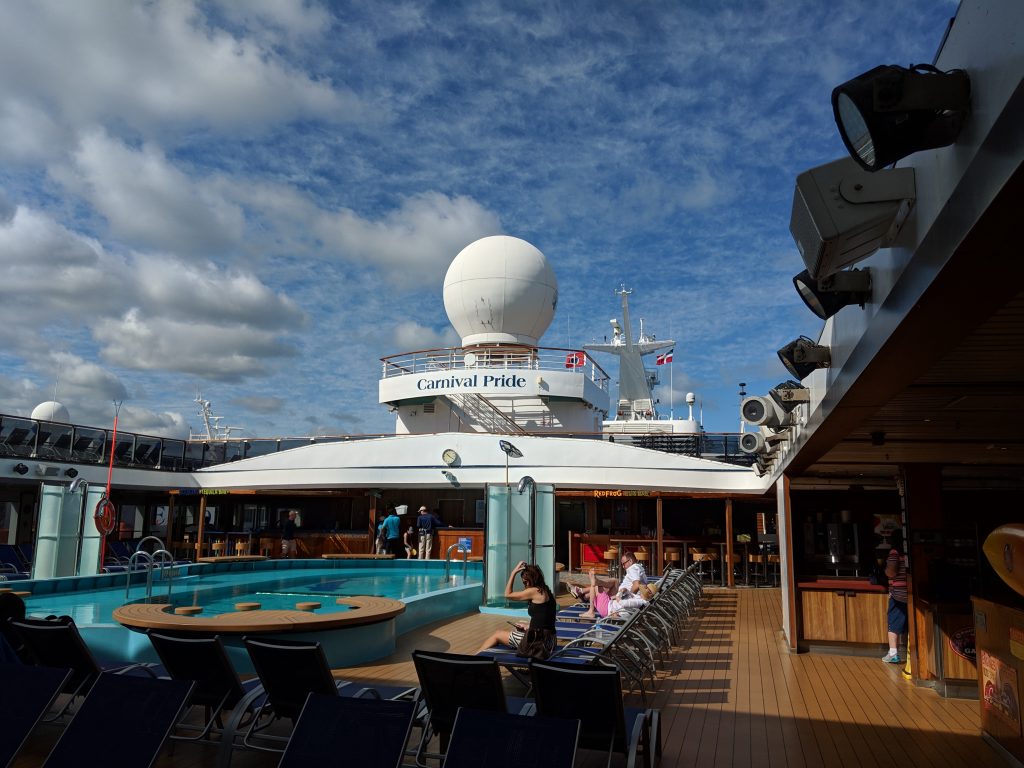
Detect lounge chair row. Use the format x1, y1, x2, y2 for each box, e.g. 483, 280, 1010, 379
480, 563, 704, 701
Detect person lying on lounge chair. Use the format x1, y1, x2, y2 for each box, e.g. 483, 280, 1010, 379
476, 561, 556, 654
578, 568, 652, 619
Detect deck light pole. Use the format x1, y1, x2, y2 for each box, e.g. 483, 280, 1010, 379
498, 439, 522, 486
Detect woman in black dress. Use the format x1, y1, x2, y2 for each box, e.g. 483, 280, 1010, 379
476, 561, 556, 655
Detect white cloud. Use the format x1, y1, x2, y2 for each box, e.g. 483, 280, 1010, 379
54, 130, 245, 256
314, 192, 503, 285
93, 308, 298, 382
392, 321, 460, 351
0, 0, 357, 148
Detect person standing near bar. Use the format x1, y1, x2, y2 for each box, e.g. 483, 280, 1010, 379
281, 509, 299, 559
883, 532, 908, 663
416, 506, 435, 559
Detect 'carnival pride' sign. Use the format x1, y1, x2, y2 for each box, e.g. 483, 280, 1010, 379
416, 374, 526, 390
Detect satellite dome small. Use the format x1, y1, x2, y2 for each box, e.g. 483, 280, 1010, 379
443, 235, 558, 347
31, 400, 70, 423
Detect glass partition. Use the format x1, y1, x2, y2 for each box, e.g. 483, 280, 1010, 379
134, 436, 161, 467
70, 427, 106, 463
484, 483, 556, 607
35, 421, 73, 460
161, 439, 185, 470
0, 417, 37, 457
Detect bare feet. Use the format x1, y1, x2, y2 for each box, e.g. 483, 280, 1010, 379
580, 611, 596, 619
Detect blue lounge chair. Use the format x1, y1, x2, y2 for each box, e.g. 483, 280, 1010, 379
218, 636, 416, 764
0, 662, 70, 767
42, 673, 193, 768
7, 615, 155, 720
278, 693, 417, 768
410, 649, 532, 767
0, 544, 29, 578
444, 706, 580, 768
146, 630, 263, 743
529, 658, 660, 768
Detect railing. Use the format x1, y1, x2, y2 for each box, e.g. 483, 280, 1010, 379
444, 392, 528, 434
444, 543, 470, 582
1, 412, 754, 471
125, 537, 176, 602
380, 345, 611, 391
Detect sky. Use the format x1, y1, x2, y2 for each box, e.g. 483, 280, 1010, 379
0, 0, 958, 440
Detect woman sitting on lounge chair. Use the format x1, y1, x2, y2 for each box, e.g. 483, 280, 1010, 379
476, 561, 556, 654
578, 567, 652, 619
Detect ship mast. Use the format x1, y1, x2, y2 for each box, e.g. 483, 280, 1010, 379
584, 286, 674, 421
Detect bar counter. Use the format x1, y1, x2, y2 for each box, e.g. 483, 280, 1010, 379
797, 576, 888, 645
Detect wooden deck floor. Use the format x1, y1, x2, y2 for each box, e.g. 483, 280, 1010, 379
14, 588, 1005, 767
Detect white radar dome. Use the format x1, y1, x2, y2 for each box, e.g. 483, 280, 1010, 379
443, 235, 558, 347
31, 400, 70, 423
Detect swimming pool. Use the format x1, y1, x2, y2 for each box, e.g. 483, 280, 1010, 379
17, 559, 483, 671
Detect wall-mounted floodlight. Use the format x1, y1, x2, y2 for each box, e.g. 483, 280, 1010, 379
832, 64, 970, 172
793, 268, 872, 320
769, 381, 810, 412
741, 396, 793, 431
752, 455, 771, 478
777, 336, 832, 380
790, 157, 915, 279
13, 462, 29, 475
740, 428, 787, 455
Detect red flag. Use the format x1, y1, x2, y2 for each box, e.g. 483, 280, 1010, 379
656, 349, 674, 365
565, 351, 586, 368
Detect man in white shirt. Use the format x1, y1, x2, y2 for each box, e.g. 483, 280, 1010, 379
617, 551, 648, 594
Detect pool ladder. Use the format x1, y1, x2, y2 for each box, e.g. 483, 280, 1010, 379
125, 536, 176, 602
444, 543, 469, 583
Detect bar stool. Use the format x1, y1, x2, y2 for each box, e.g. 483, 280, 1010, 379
767, 553, 781, 587
211, 540, 224, 557
748, 553, 766, 586
664, 548, 681, 572
234, 539, 248, 556
634, 549, 650, 571
689, 547, 717, 583
725, 553, 742, 584
603, 549, 619, 578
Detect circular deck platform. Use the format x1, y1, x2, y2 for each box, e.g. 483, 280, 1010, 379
113, 595, 405, 634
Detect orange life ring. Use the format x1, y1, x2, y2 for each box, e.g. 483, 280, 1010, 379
94, 498, 116, 535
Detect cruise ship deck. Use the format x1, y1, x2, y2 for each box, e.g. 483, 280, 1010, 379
12, 588, 1002, 767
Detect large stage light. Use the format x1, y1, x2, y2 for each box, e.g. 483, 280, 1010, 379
832, 64, 970, 172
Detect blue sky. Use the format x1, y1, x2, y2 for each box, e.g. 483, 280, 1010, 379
0, 0, 958, 438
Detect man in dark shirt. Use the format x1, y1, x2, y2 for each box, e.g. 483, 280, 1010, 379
281, 510, 299, 558
416, 506, 435, 560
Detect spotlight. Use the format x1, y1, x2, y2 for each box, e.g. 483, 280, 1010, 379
769, 381, 810, 411
752, 455, 771, 478
741, 397, 794, 431
791, 157, 915, 279
777, 336, 831, 380
832, 64, 970, 172
64, 467, 79, 478
13, 463, 29, 475
740, 431, 783, 455
793, 268, 872, 320
498, 440, 523, 459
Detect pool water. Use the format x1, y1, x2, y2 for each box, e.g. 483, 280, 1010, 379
24, 564, 479, 624
17, 559, 485, 670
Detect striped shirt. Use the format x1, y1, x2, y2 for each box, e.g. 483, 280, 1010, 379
887, 548, 908, 602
